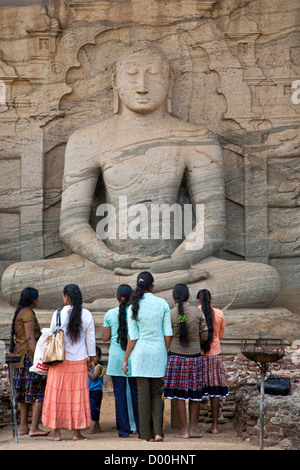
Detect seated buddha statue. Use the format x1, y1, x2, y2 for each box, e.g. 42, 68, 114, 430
1, 42, 280, 309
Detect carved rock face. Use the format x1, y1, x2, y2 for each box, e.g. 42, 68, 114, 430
0, 1, 299, 348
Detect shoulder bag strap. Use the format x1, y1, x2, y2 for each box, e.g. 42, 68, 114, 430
56, 309, 62, 328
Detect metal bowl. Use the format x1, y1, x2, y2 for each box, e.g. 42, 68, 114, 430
241, 339, 285, 364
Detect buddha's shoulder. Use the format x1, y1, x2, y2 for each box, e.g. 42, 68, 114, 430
165, 116, 218, 141
67, 116, 116, 142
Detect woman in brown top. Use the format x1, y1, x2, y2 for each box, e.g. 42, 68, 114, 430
163, 284, 208, 439
9, 287, 49, 436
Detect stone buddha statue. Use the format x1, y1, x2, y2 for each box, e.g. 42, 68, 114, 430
1, 42, 280, 310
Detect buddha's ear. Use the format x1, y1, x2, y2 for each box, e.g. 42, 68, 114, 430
112, 71, 120, 114
166, 69, 173, 114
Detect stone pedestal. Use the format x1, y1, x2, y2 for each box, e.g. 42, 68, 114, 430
1, 295, 299, 358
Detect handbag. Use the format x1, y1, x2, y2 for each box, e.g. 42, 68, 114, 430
257, 374, 291, 396
29, 328, 50, 375
42, 309, 65, 366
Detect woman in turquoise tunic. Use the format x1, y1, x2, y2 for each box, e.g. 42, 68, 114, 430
122, 272, 172, 442
103, 284, 139, 437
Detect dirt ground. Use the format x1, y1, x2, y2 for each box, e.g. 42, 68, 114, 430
0, 393, 280, 452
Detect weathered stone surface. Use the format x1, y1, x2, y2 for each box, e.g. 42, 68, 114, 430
0, 0, 299, 351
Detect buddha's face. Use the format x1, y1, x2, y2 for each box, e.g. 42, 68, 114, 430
115, 49, 170, 114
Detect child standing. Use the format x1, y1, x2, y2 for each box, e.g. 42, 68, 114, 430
88, 346, 104, 434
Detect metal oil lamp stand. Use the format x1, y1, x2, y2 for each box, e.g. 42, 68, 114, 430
5, 354, 21, 443
241, 339, 285, 450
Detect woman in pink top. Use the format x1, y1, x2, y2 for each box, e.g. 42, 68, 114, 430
197, 289, 228, 434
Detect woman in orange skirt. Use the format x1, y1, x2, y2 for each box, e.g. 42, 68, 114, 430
42, 284, 96, 441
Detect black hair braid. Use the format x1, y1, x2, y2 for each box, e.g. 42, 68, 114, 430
116, 284, 133, 351
64, 284, 83, 345
173, 284, 189, 347
9, 287, 39, 354
130, 272, 154, 321
197, 289, 214, 354
177, 298, 189, 346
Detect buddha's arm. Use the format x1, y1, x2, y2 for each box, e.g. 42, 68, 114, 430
59, 132, 133, 270
60, 168, 111, 266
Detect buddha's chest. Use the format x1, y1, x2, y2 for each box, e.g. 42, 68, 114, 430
100, 143, 185, 197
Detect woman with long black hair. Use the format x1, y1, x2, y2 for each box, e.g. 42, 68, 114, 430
122, 272, 172, 442
9, 287, 49, 436
163, 284, 208, 439
197, 288, 228, 434
102, 284, 139, 437
42, 284, 96, 441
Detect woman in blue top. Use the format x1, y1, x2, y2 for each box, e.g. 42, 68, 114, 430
103, 284, 139, 438
122, 272, 172, 442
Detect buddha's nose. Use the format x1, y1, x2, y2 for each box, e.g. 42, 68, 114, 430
136, 72, 148, 93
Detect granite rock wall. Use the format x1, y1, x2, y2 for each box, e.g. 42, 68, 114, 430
0, 1, 299, 339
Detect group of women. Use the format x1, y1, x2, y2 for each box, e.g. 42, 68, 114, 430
9, 271, 228, 442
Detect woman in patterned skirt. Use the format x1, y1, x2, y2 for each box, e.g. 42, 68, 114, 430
197, 288, 229, 434
9, 287, 49, 436
163, 284, 208, 439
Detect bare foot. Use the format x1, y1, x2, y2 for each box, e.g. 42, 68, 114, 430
29, 429, 50, 437
73, 433, 87, 441
48, 429, 64, 441
154, 435, 164, 442
145, 438, 155, 442
174, 433, 190, 439
29, 428, 50, 437
19, 429, 30, 436
189, 429, 203, 438
48, 435, 64, 441
86, 427, 101, 434
207, 426, 219, 434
